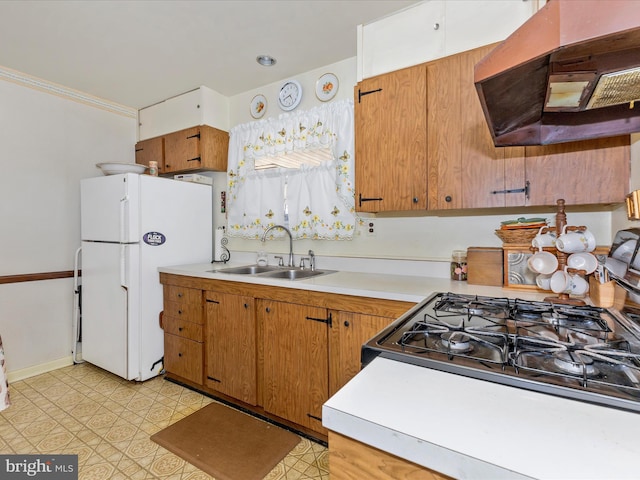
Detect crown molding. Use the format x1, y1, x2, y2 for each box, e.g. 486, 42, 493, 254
0, 65, 137, 118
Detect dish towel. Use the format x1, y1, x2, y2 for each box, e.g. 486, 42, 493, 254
0, 335, 10, 411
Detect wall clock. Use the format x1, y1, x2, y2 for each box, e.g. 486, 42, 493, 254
278, 80, 302, 111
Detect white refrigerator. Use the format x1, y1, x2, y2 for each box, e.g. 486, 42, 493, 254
80, 173, 212, 381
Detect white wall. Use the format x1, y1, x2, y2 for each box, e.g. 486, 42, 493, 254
0, 75, 137, 379
223, 4, 627, 267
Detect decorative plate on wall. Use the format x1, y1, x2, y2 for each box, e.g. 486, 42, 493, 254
250, 94, 267, 119
315, 73, 339, 102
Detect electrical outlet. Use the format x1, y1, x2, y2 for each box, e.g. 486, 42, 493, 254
365, 220, 376, 237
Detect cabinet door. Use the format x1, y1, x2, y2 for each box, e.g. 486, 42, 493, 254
164, 126, 202, 173
330, 311, 395, 397
259, 299, 329, 433
355, 65, 427, 213
459, 46, 526, 209
427, 54, 462, 209
205, 291, 257, 405
164, 333, 203, 384
524, 136, 630, 206
135, 136, 164, 173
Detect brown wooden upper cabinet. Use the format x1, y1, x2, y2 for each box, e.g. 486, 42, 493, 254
135, 136, 164, 173
426, 44, 630, 210
135, 124, 229, 175
355, 64, 428, 213
354, 44, 630, 213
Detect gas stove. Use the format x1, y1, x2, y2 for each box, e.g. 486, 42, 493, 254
362, 292, 640, 413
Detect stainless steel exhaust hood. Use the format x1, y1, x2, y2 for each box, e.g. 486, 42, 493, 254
474, 0, 640, 146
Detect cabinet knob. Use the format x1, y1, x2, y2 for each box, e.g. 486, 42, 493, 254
344, 321, 350, 327
265, 307, 271, 313
178, 310, 182, 315
177, 293, 183, 298
445, 195, 452, 203
244, 303, 249, 309
412, 197, 418, 203
178, 327, 183, 332
178, 353, 182, 357
434, 22, 440, 30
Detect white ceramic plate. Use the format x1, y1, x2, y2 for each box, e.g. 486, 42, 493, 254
315, 73, 338, 102
250, 94, 267, 119
96, 162, 147, 175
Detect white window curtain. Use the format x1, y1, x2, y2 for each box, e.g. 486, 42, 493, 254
227, 99, 356, 240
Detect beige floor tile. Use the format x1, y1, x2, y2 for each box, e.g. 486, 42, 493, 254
0, 362, 328, 479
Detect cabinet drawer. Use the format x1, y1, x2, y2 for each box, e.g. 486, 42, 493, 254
163, 316, 203, 342
164, 285, 201, 304
164, 333, 203, 384
163, 301, 203, 324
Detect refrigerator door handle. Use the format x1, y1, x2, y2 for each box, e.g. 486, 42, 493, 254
119, 194, 130, 243
120, 245, 128, 288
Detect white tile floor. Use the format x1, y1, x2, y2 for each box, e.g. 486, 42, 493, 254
0, 362, 329, 479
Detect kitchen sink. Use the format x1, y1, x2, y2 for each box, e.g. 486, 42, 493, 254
261, 268, 335, 280
211, 264, 335, 280
214, 265, 282, 275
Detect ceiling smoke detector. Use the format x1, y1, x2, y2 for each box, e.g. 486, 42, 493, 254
256, 55, 276, 67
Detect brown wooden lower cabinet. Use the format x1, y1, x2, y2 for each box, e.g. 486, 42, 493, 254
160, 272, 415, 439
328, 431, 454, 480
164, 333, 203, 384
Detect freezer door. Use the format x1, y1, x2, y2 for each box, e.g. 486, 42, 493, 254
81, 173, 140, 243
81, 241, 140, 380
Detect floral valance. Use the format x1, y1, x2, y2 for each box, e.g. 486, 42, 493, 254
227, 99, 355, 240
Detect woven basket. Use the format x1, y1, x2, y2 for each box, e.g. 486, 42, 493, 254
494, 228, 539, 245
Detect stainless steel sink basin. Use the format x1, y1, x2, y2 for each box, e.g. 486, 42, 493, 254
261, 268, 335, 280
214, 265, 282, 275
211, 264, 335, 280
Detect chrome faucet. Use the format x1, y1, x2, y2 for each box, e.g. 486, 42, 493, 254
261, 224, 294, 267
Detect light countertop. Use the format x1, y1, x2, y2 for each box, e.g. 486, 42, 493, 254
158, 261, 545, 304
323, 356, 640, 480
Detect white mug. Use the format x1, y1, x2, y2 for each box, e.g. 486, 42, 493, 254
536, 273, 552, 291
555, 226, 596, 254
550, 267, 589, 295
531, 226, 556, 249
567, 252, 598, 274
527, 247, 559, 275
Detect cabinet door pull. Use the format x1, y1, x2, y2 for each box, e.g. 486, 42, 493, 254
206, 299, 220, 304
187, 156, 201, 162
445, 196, 452, 203
186, 133, 201, 140
305, 313, 332, 327
491, 180, 530, 200
265, 307, 271, 313
177, 293, 183, 298
178, 327, 183, 332
177, 310, 182, 315
207, 376, 221, 383
358, 88, 382, 103
178, 352, 182, 357
358, 193, 383, 207
244, 303, 249, 309
344, 320, 350, 327
307, 413, 322, 422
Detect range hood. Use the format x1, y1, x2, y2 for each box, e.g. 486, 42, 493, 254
474, 0, 640, 146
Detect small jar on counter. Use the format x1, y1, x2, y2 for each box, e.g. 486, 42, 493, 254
451, 250, 468, 281
149, 161, 158, 176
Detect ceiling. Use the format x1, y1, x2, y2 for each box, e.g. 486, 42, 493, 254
0, 0, 419, 109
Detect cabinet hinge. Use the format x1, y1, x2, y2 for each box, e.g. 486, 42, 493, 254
305, 312, 332, 327
206, 299, 220, 304
358, 88, 382, 103
186, 133, 201, 140
491, 180, 530, 200
307, 413, 322, 422
359, 193, 383, 207
207, 376, 221, 383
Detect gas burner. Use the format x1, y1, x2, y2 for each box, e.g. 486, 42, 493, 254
553, 351, 598, 377
440, 332, 473, 353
